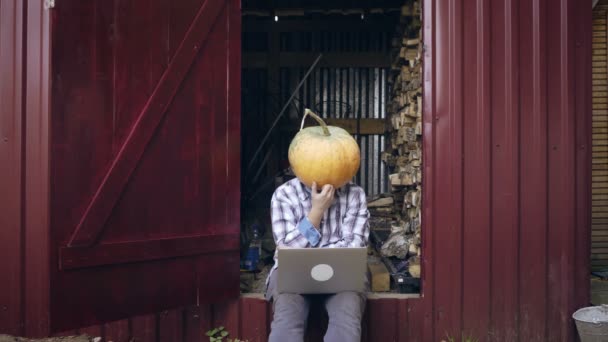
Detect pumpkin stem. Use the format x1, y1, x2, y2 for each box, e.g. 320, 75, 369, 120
301, 108, 331, 136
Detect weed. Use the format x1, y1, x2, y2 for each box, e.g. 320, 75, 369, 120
205, 326, 248, 342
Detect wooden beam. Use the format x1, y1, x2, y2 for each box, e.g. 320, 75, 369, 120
241, 0, 405, 10
367, 260, 391, 292
303, 118, 387, 135
243, 52, 391, 68
67, 0, 226, 247
60, 234, 239, 270
243, 18, 396, 33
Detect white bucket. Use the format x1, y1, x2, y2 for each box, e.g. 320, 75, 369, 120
573, 305, 608, 342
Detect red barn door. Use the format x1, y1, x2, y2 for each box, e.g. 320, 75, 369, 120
49, 0, 241, 332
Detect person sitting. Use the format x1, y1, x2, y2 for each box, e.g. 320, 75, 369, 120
265, 177, 370, 342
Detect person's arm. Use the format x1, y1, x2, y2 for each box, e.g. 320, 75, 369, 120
271, 182, 336, 248
325, 186, 370, 248
270, 184, 321, 248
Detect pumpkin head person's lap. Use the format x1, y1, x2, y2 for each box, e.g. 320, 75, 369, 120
266, 108, 370, 342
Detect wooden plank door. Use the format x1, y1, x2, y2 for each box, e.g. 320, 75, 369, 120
49, 0, 240, 332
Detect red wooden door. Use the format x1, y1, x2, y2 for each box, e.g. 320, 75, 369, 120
49, 0, 240, 332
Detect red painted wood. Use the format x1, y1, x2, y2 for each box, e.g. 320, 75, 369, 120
159, 309, 183, 342
205, 1, 231, 235
68, 0, 225, 247
183, 306, 204, 342
406, 299, 424, 342
131, 314, 157, 342
53, 329, 79, 337
433, 0, 464, 340
44, 0, 240, 332
104, 319, 130, 342
99, 0, 236, 243
461, 0, 492, 340
52, 258, 197, 332
518, 0, 549, 340
79, 325, 103, 340
196, 254, 241, 304
240, 298, 269, 342
490, 1, 520, 341
367, 299, 397, 341
396, 299, 408, 342
60, 233, 238, 270
213, 300, 241, 341
110, 0, 167, 157
169, 0, 202, 59
227, 0, 242, 235
23, 0, 52, 337
199, 305, 214, 340
0, 0, 24, 336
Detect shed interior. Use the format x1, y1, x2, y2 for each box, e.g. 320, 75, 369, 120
238, 0, 424, 295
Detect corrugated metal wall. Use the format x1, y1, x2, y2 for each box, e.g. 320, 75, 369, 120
593, 0, 608, 271
417, 0, 591, 340
242, 28, 392, 196
280, 66, 389, 195
0, 0, 24, 336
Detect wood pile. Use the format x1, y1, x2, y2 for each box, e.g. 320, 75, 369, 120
369, 1, 422, 280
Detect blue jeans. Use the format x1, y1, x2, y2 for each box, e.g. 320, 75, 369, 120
265, 270, 367, 342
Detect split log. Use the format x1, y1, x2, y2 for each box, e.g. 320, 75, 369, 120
376, 10, 424, 289
408, 256, 421, 278
367, 259, 391, 292
381, 232, 409, 259
367, 196, 394, 208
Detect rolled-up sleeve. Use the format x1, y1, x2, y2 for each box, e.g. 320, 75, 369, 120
271, 188, 321, 248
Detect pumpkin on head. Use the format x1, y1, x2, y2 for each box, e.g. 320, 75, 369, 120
288, 108, 361, 189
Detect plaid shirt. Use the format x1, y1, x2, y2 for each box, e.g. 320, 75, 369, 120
267, 177, 370, 282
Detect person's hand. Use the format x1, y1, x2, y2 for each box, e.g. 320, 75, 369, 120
311, 182, 335, 212
308, 182, 334, 228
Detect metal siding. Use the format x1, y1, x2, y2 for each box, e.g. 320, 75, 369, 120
519, 0, 550, 340
546, 0, 577, 340
592, 0, 608, 270
0, 0, 24, 336
490, 0, 520, 340
462, 0, 491, 339
24, 0, 52, 336
432, 0, 464, 339
422, 0, 591, 341
577, 1, 594, 337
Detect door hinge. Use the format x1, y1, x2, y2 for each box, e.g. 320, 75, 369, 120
44, 0, 55, 10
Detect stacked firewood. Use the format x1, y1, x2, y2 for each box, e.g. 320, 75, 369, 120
370, 1, 422, 279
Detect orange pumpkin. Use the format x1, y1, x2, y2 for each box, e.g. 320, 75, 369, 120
288, 109, 361, 189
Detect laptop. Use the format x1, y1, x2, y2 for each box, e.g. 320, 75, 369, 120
276, 247, 367, 294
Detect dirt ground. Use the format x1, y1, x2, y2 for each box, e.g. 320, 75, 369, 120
0, 335, 99, 342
